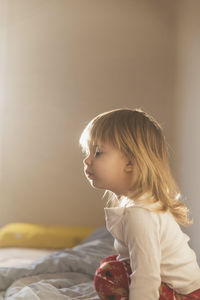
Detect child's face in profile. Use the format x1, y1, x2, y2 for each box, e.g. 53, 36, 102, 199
83, 142, 134, 196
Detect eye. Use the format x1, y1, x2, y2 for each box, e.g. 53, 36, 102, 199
94, 147, 102, 157
94, 151, 102, 157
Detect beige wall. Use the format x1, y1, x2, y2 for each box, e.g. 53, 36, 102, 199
174, 0, 200, 261
0, 1, 177, 227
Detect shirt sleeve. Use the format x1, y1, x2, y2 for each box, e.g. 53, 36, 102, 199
122, 207, 161, 300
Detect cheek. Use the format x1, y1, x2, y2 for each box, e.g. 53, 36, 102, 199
93, 158, 123, 179
93, 161, 106, 173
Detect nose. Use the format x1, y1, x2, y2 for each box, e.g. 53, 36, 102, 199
83, 154, 91, 166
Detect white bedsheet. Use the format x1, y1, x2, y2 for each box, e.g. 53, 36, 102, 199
0, 227, 114, 299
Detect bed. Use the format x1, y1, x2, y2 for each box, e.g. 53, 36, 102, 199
0, 227, 114, 299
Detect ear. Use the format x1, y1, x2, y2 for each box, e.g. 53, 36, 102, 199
124, 161, 133, 172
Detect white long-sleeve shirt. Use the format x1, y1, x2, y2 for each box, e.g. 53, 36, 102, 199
104, 199, 200, 300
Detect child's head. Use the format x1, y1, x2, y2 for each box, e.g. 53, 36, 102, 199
80, 108, 171, 196
79, 108, 191, 226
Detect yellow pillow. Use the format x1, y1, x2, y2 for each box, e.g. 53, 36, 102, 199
0, 223, 95, 249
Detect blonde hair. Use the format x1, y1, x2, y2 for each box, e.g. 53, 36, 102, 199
79, 108, 192, 226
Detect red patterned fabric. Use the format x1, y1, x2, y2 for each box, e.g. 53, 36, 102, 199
94, 255, 200, 300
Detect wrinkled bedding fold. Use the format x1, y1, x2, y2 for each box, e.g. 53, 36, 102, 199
0, 227, 114, 300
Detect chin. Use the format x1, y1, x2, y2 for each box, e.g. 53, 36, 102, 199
90, 181, 106, 190
91, 183, 102, 189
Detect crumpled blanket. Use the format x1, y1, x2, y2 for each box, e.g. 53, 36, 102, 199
0, 227, 114, 300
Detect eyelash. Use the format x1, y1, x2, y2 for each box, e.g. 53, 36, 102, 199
94, 151, 102, 157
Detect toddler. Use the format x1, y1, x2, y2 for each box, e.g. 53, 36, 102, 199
79, 108, 200, 300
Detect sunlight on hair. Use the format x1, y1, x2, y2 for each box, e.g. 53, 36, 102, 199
79, 122, 92, 155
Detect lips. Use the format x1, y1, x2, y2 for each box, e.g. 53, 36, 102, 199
85, 170, 94, 177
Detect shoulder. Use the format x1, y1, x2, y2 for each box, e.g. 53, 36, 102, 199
121, 206, 164, 248
122, 206, 179, 240
122, 206, 162, 236
124, 205, 160, 222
